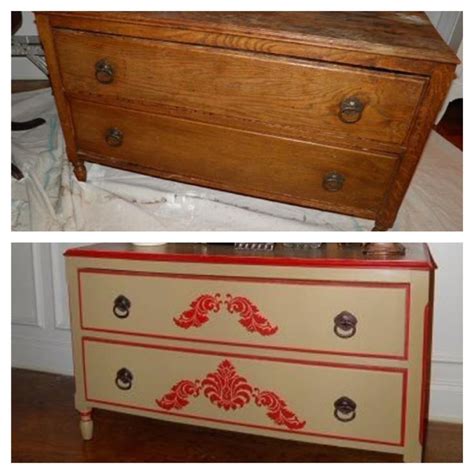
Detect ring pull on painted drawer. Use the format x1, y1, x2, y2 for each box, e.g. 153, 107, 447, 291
113, 294, 131, 319
334, 396, 357, 422
333, 311, 358, 339
115, 367, 134, 390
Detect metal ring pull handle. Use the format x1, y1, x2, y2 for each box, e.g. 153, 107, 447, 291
105, 128, 123, 147
113, 295, 131, 319
95, 59, 114, 84
334, 396, 357, 422
323, 172, 345, 192
115, 368, 133, 390
339, 97, 364, 124
334, 311, 357, 338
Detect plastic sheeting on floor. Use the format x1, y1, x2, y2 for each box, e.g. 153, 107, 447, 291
12, 88, 462, 231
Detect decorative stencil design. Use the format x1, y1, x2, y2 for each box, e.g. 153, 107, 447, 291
156, 359, 305, 430
225, 295, 278, 335
173, 294, 278, 336
173, 294, 222, 329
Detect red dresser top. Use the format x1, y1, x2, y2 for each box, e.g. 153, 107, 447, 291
65, 243, 436, 270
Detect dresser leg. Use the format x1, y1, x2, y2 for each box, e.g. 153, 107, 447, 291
79, 410, 94, 440
73, 161, 87, 182
372, 221, 389, 231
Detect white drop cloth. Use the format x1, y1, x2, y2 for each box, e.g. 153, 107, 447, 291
11, 88, 462, 231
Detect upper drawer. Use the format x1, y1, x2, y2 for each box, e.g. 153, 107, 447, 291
77, 268, 409, 360
54, 28, 427, 147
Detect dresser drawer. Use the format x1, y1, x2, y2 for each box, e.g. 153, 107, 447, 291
83, 338, 406, 446
78, 269, 409, 359
71, 99, 398, 216
56, 28, 426, 147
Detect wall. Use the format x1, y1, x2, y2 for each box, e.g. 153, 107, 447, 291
12, 12, 462, 79
11, 243, 463, 422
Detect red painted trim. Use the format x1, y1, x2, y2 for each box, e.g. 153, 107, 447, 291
81, 337, 407, 447
78, 268, 411, 360
400, 371, 408, 446
65, 247, 435, 270
419, 303, 433, 444
88, 398, 402, 447
80, 411, 92, 421
405, 285, 411, 360
422, 244, 438, 270
82, 336, 407, 373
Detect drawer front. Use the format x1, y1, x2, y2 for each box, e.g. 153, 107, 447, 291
56, 28, 426, 146
71, 99, 398, 216
78, 269, 409, 359
83, 338, 406, 446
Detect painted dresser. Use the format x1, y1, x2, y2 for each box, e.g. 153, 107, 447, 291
37, 12, 459, 230
65, 243, 436, 462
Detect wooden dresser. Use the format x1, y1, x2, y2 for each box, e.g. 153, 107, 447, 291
37, 12, 458, 230
65, 243, 436, 461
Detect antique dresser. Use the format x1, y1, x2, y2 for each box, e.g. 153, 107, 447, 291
65, 243, 436, 461
37, 12, 459, 230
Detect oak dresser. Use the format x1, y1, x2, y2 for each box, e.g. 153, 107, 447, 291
37, 12, 459, 230
65, 243, 436, 461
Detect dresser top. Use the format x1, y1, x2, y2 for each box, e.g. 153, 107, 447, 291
46, 12, 459, 64
65, 243, 436, 270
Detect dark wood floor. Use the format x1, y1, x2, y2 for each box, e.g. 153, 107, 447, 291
11, 368, 462, 463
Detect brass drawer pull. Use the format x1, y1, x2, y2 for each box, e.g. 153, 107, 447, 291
113, 295, 131, 319
334, 311, 357, 338
323, 172, 345, 192
334, 396, 357, 422
115, 368, 133, 390
95, 59, 114, 84
105, 128, 123, 147
339, 97, 364, 123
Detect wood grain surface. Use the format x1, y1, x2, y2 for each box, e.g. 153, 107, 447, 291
71, 99, 398, 217
46, 12, 459, 64
55, 28, 426, 146
35, 11, 459, 229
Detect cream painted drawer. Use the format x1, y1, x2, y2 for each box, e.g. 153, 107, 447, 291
78, 268, 409, 359
83, 338, 406, 446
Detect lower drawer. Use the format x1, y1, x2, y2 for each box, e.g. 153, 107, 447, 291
82, 338, 406, 446
70, 99, 398, 217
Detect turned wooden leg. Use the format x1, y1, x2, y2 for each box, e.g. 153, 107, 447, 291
72, 160, 87, 182
79, 410, 93, 440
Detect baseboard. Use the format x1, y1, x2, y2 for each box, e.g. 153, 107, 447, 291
429, 381, 463, 423
11, 335, 73, 375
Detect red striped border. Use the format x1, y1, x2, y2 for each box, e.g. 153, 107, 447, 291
78, 267, 411, 360
419, 303, 434, 444
82, 336, 408, 447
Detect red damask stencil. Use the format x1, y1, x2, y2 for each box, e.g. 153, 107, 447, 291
173, 293, 222, 329
156, 380, 201, 410
225, 295, 279, 336
155, 360, 306, 431
253, 389, 306, 430
201, 359, 253, 410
